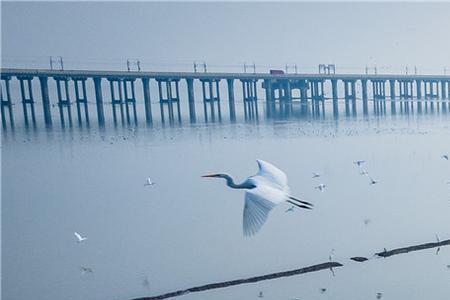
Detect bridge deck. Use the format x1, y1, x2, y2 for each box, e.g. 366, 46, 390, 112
2, 68, 450, 81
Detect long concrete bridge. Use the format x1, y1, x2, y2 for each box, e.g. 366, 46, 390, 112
1, 68, 450, 128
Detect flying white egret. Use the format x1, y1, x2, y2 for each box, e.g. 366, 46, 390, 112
312, 172, 320, 178
369, 177, 378, 185
315, 184, 327, 191
353, 160, 366, 166
202, 160, 313, 236
80, 266, 93, 274
144, 177, 155, 186
74, 232, 87, 243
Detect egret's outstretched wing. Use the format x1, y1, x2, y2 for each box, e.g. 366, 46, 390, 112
243, 185, 286, 236
256, 160, 288, 190
74, 232, 82, 240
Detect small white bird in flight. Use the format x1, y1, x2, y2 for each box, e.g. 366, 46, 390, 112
369, 177, 378, 185
144, 177, 155, 186
202, 160, 313, 236
354, 160, 366, 166
312, 172, 320, 178
80, 266, 93, 274
442, 155, 449, 160
74, 232, 87, 243
315, 184, 327, 191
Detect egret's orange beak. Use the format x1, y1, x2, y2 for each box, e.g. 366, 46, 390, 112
201, 174, 219, 178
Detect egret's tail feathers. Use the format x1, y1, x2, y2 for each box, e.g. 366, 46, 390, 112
288, 196, 313, 208
287, 200, 312, 210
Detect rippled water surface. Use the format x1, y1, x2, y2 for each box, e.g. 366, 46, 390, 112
2, 103, 450, 300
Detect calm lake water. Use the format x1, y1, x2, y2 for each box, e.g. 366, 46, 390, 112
2, 101, 450, 300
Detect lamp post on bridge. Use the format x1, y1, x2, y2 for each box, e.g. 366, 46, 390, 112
126, 59, 141, 72
49, 56, 64, 71
243, 62, 256, 74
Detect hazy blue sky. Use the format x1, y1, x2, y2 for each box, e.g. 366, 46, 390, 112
2, 1, 450, 73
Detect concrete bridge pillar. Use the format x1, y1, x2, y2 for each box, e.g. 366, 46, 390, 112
343, 80, 356, 101
441, 80, 447, 99
372, 81, 386, 100
331, 79, 338, 102
430, 81, 436, 99
157, 79, 182, 124
93, 77, 105, 126
38, 76, 52, 126
108, 78, 125, 124
242, 79, 258, 120
73, 77, 89, 125
361, 79, 368, 102
227, 79, 236, 122
310, 80, 324, 101
399, 81, 413, 99
416, 80, 422, 99
18, 76, 36, 126
263, 79, 274, 118
389, 80, 396, 99
185, 78, 196, 123
123, 79, 138, 124
284, 80, 292, 102
1, 76, 14, 128
141, 77, 153, 125
201, 79, 221, 122
55, 77, 73, 127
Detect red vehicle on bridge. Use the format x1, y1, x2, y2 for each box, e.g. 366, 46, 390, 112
269, 69, 284, 75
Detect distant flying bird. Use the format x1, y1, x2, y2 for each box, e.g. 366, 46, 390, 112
360, 169, 369, 176
285, 206, 295, 213
258, 291, 264, 298
319, 288, 327, 294
353, 160, 366, 166
80, 266, 93, 274
74, 232, 87, 243
315, 184, 327, 191
202, 160, 313, 236
144, 177, 155, 186
364, 218, 371, 225
369, 177, 378, 185
442, 155, 449, 160
312, 172, 320, 178
376, 292, 383, 299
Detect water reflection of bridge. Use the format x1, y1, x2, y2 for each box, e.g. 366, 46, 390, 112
1, 68, 450, 128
